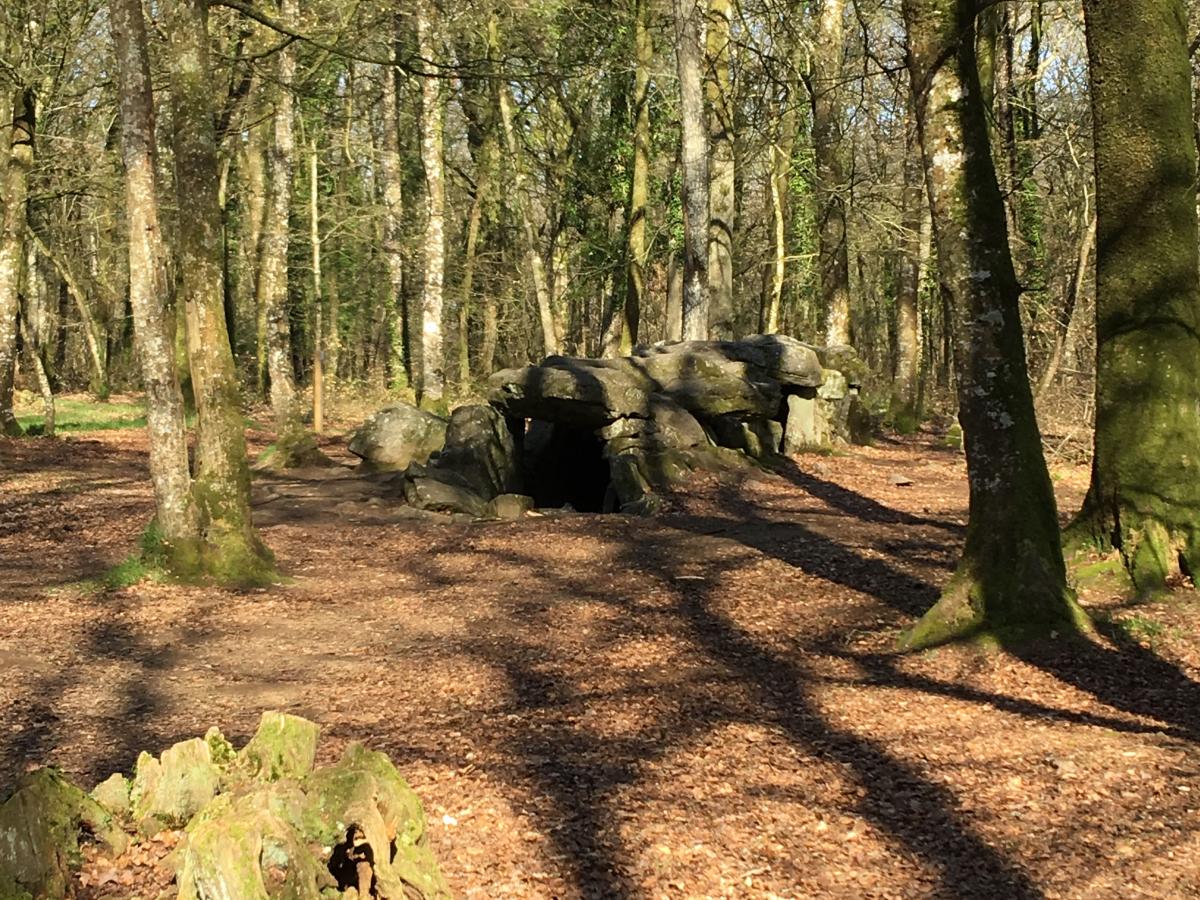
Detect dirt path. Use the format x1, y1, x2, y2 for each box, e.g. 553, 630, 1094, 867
2, 429, 1200, 898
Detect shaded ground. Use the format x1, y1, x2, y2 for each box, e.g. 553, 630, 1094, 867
2, 426, 1200, 898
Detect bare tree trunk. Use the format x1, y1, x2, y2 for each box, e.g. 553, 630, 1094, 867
458, 131, 494, 383
26, 229, 108, 396
666, 253, 684, 340
673, 0, 710, 340
111, 0, 199, 559
379, 32, 410, 386
0, 88, 33, 436
706, 0, 735, 338
813, 0, 853, 347
19, 296, 53, 436
492, 18, 559, 358
625, 0, 651, 352
309, 137, 323, 434
891, 110, 926, 432
259, 0, 301, 436
899, 0, 1085, 649
417, 0, 446, 406
1036, 212, 1096, 400
165, 0, 273, 583
242, 112, 269, 392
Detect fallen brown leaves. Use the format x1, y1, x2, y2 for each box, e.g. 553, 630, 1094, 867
2, 428, 1200, 898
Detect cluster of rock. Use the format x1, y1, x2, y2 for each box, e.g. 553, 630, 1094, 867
0, 712, 449, 900
350, 335, 868, 518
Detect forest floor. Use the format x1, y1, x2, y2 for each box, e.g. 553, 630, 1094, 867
2, 402, 1200, 899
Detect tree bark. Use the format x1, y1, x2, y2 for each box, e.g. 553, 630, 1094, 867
417, 0, 446, 406
1072, 0, 1200, 591
812, 0, 853, 347
492, 17, 559, 358
0, 88, 33, 436
706, 0, 735, 338
673, 0, 710, 340
259, 0, 301, 437
309, 137, 323, 434
110, 0, 199, 560
165, 0, 273, 582
379, 30, 410, 387
899, 0, 1086, 648
891, 110, 925, 432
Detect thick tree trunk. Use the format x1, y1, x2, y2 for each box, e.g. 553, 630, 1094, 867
417, 0, 446, 406
706, 0, 735, 338
813, 0, 852, 347
165, 0, 273, 583
110, 0, 199, 561
673, 0, 710, 340
0, 88, 33, 436
1072, 0, 1200, 591
259, 0, 302, 437
899, 0, 1086, 649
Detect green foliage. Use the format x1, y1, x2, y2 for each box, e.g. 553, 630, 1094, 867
15, 397, 147, 434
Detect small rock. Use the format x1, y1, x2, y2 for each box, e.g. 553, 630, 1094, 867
888, 473, 914, 486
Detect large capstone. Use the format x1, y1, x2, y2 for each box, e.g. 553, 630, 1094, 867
349, 403, 448, 470
363, 335, 869, 517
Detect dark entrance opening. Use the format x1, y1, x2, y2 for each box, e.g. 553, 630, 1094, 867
523, 420, 613, 512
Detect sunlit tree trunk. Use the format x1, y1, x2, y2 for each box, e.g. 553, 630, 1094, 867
0, 88, 33, 436
899, 0, 1086, 648
309, 137, 323, 434
1071, 0, 1200, 591
259, 0, 301, 437
813, 0, 852, 346
458, 130, 494, 381
625, 0, 651, 352
165, 0, 273, 583
673, 0, 710, 340
379, 29, 410, 387
706, 0, 735, 338
417, 0, 446, 406
110, 0, 199, 561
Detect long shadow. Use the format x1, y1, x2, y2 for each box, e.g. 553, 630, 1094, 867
665, 509, 941, 618
632, 541, 1046, 898
767, 456, 966, 533
1008, 621, 1200, 744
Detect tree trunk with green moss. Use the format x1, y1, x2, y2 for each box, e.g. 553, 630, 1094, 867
165, 0, 274, 584
0, 88, 33, 437
1070, 0, 1200, 591
110, 0, 199, 565
705, 0, 735, 339
899, 0, 1087, 649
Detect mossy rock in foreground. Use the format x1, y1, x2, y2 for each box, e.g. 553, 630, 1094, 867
1, 712, 450, 900
0, 769, 128, 899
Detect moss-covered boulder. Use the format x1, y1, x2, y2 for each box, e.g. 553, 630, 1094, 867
0, 769, 128, 899
176, 784, 333, 900
174, 740, 450, 900
237, 712, 320, 783
130, 737, 222, 836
